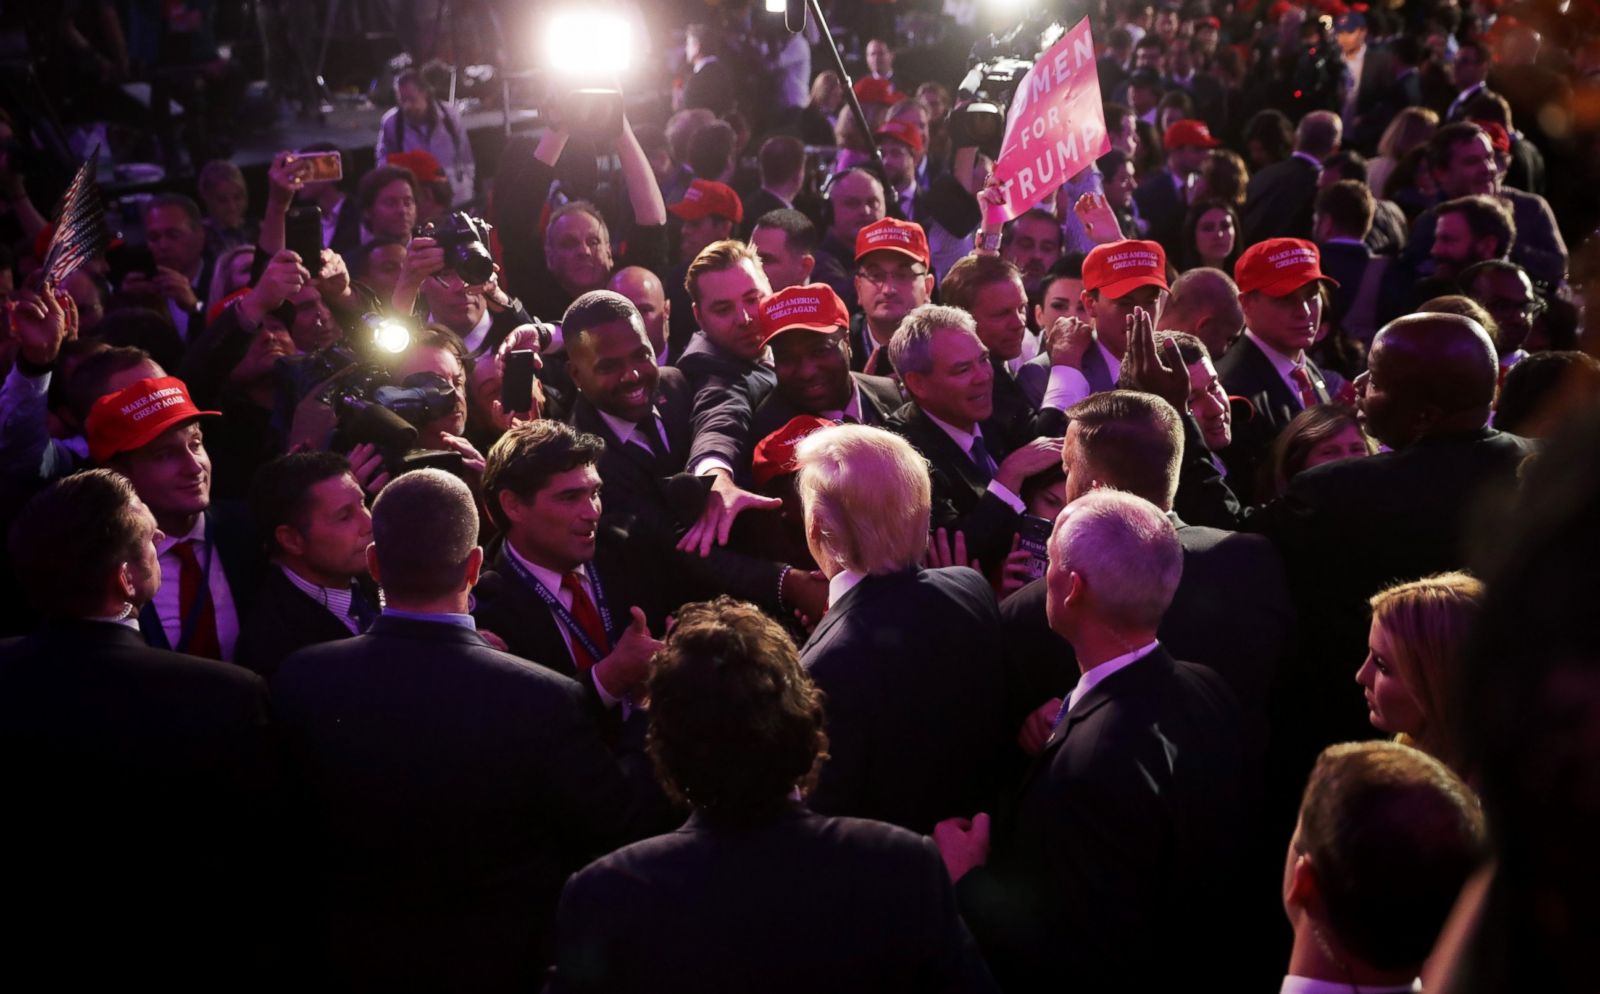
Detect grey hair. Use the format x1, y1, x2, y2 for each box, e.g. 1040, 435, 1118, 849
1050, 489, 1183, 631
889, 303, 978, 377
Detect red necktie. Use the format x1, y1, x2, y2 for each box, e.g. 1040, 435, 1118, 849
560, 572, 611, 672
174, 539, 221, 659
865, 345, 886, 376
1289, 364, 1319, 410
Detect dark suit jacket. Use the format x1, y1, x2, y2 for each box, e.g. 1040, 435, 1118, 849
548, 804, 999, 994
676, 331, 778, 477
0, 619, 276, 990
137, 501, 263, 654
885, 403, 1028, 572
956, 647, 1250, 992
1000, 512, 1292, 733
1217, 335, 1330, 501
569, 371, 788, 610
235, 565, 378, 680
271, 615, 667, 992
1241, 153, 1322, 244
1244, 427, 1536, 774
472, 527, 674, 683
683, 57, 737, 118
1400, 188, 1568, 287
738, 187, 792, 239
749, 371, 902, 440
801, 567, 1009, 834
1133, 167, 1187, 252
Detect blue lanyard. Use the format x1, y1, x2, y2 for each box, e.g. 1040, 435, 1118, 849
501, 553, 613, 661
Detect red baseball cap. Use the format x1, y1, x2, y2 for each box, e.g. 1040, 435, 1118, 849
1234, 238, 1340, 296
751, 415, 835, 488
874, 119, 925, 157
86, 376, 220, 463
758, 284, 851, 347
1473, 120, 1512, 153
1163, 119, 1222, 150
668, 179, 744, 225
854, 217, 931, 266
1083, 240, 1169, 299
386, 149, 446, 183
853, 78, 903, 106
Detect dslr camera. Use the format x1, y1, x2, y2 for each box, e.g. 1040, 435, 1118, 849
414, 212, 496, 286
950, 11, 1069, 161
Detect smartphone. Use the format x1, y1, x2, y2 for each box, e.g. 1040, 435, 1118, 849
501, 350, 537, 415
1016, 514, 1053, 582
292, 150, 342, 183
285, 205, 325, 278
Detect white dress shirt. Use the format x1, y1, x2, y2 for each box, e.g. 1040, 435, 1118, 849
923, 410, 1025, 513
503, 541, 622, 708
826, 568, 866, 609
819, 385, 866, 424
1041, 338, 1123, 408
280, 564, 361, 635
1280, 975, 1420, 994
597, 406, 670, 455
1245, 330, 1313, 405
153, 515, 240, 660
457, 307, 493, 355
1064, 640, 1160, 716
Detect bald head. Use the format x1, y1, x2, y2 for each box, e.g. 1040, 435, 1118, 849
1358, 314, 1498, 448
1161, 268, 1244, 359
607, 266, 670, 356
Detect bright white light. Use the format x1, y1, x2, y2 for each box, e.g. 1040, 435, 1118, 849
373, 319, 411, 355
986, 0, 1029, 12
765, 0, 785, 12
545, 11, 634, 77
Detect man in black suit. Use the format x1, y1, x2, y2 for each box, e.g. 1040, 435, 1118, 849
473, 420, 673, 713
1314, 178, 1394, 345
1217, 238, 1337, 498
681, 23, 736, 118
886, 305, 1062, 572
1237, 313, 1535, 795
1133, 118, 1219, 252
750, 282, 903, 440
273, 469, 666, 991
794, 424, 1010, 834
559, 290, 826, 618
1, 470, 275, 991
749, 208, 818, 293
119, 193, 215, 346
1279, 742, 1486, 994
739, 137, 807, 240
548, 597, 999, 994
1241, 111, 1340, 245
84, 375, 259, 661
1001, 389, 1291, 742
811, 169, 887, 313
849, 217, 936, 376
936, 489, 1250, 991
237, 452, 379, 679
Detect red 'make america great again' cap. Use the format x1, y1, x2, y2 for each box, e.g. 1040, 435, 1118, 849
1083, 240, 1169, 299
854, 217, 930, 266
1234, 238, 1339, 297
758, 284, 851, 347
86, 376, 220, 463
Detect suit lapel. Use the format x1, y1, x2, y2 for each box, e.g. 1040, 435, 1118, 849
1081, 344, 1114, 393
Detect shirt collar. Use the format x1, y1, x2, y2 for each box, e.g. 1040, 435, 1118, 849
504, 539, 572, 596
157, 515, 207, 556
1280, 976, 1420, 994
827, 568, 866, 608
1066, 640, 1160, 713
1097, 338, 1123, 371
380, 607, 477, 630
456, 307, 493, 354
821, 385, 864, 423
596, 405, 662, 448
923, 409, 981, 452
1246, 328, 1306, 371
280, 563, 358, 618
1292, 150, 1324, 169
1323, 236, 1367, 245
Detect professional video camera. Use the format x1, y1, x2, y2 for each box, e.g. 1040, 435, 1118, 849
414, 212, 496, 286
284, 314, 467, 479
950, 10, 1070, 161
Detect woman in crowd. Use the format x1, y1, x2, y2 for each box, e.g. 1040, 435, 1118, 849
799, 71, 846, 147
1178, 199, 1241, 273
1369, 107, 1439, 203
1271, 404, 1376, 495
1357, 572, 1486, 775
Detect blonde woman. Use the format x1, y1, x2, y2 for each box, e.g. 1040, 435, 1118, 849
1356, 572, 1486, 772
1369, 107, 1440, 202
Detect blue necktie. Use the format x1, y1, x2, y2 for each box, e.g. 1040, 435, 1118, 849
348, 583, 379, 633
969, 434, 997, 485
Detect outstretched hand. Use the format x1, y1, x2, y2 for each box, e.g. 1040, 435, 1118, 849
677, 470, 783, 558
1120, 307, 1190, 411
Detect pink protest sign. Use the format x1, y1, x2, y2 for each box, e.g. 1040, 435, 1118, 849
991, 17, 1111, 223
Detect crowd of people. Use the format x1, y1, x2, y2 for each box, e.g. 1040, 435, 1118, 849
2, 0, 1599, 990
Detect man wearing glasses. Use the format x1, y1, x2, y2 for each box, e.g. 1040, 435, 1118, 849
850, 217, 935, 376
1460, 259, 1546, 371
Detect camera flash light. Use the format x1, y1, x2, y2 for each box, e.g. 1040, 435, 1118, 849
545, 11, 634, 76
373, 319, 412, 355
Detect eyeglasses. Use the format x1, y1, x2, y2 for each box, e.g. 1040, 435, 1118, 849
856, 267, 928, 287
1483, 296, 1547, 319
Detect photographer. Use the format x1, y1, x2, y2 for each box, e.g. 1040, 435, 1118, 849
495, 107, 669, 323
390, 219, 534, 359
